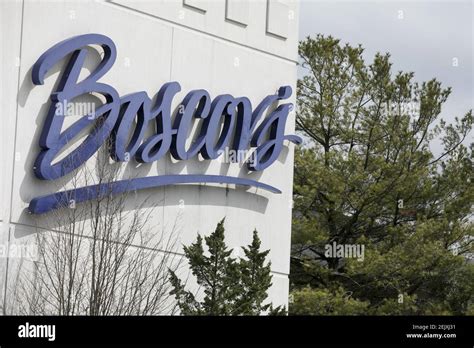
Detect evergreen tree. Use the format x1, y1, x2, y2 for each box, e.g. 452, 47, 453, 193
169, 219, 283, 315
235, 230, 273, 315
291, 35, 473, 315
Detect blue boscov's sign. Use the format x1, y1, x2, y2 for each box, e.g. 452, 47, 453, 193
28, 34, 302, 214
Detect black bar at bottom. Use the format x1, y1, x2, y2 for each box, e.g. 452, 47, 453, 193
0, 315, 472, 346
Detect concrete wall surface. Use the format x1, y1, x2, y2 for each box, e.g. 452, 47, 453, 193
0, 0, 299, 313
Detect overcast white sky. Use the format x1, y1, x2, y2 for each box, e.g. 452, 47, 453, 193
298, 0, 473, 147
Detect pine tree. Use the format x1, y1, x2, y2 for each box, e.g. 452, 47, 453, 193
291, 34, 473, 315
235, 230, 273, 315
169, 219, 283, 315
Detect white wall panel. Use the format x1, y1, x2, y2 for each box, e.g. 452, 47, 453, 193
111, 0, 299, 61
2, 0, 299, 311
266, 0, 291, 39
183, 0, 208, 12
1, 0, 24, 313
226, 0, 249, 26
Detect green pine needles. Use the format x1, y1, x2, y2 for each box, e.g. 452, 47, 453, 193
169, 219, 285, 315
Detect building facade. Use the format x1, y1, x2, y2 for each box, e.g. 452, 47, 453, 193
0, 0, 299, 313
